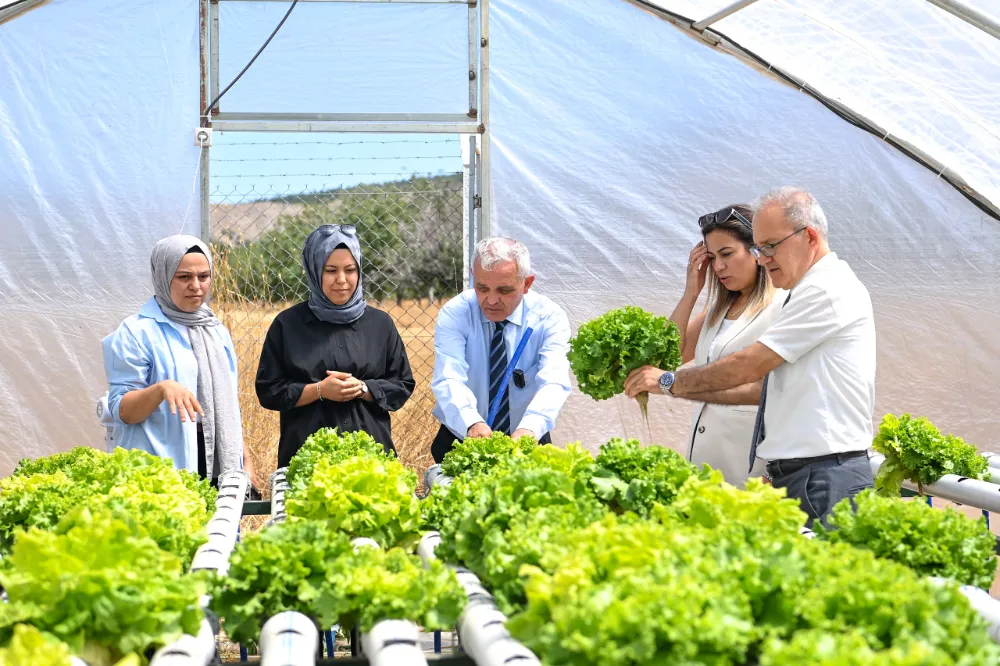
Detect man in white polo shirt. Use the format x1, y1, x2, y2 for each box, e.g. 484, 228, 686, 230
625, 187, 875, 526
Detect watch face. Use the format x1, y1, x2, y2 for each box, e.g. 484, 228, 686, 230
659, 372, 674, 393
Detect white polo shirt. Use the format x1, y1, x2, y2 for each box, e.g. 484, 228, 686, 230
757, 253, 876, 460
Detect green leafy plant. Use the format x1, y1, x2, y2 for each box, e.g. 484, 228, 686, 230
440, 432, 537, 478
815, 489, 997, 589
433, 462, 605, 613
567, 305, 681, 418
872, 413, 990, 497
759, 629, 956, 666
0, 507, 206, 661
285, 428, 386, 494
285, 455, 422, 549
658, 471, 807, 539
505, 512, 1000, 666
0, 448, 213, 562
590, 438, 709, 516
211, 520, 465, 644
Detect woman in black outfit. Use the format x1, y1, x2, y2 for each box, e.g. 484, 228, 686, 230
255, 224, 415, 468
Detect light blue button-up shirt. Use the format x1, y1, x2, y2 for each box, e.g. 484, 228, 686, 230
431, 289, 572, 439
102, 297, 239, 471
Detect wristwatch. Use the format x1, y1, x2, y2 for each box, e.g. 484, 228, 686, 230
658, 371, 676, 395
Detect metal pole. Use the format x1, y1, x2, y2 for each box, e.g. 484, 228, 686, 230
468, 1, 478, 118
479, 0, 491, 236
692, 0, 760, 31
925, 0, 1000, 41
466, 134, 477, 288
200, 0, 211, 243
210, 0, 220, 117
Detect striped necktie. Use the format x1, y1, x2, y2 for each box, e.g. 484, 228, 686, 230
489, 321, 511, 435
749, 290, 792, 473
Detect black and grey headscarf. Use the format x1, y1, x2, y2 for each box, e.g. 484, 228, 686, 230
151, 235, 242, 477
302, 225, 367, 324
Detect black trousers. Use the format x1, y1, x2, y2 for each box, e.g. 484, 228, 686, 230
430, 423, 552, 464
767, 451, 873, 528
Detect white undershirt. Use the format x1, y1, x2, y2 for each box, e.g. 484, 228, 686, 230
708, 318, 735, 360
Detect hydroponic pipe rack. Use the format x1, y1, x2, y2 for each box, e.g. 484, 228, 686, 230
417, 531, 541, 666
868, 453, 1000, 513
150, 470, 249, 666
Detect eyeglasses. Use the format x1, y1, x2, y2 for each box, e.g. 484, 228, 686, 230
750, 228, 805, 259
698, 207, 753, 231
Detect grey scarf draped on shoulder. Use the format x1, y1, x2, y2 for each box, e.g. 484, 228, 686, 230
151, 235, 242, 477
302, 224, 367, 324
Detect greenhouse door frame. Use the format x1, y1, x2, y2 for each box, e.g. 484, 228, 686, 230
197, 0, 490, 286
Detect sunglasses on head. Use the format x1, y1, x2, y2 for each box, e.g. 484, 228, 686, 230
698, 207, 752, 231
320, 224, 357, 235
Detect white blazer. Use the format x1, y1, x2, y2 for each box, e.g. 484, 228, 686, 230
685, 291, 787, 487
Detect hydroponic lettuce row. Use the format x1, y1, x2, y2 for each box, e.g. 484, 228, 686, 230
816, 489, 997, 589
0, 447, 216, 563
0, 505, 206, 665
423, 435, 1000, 665
440, 431, 537, 478
567, 305, 682, 417
283, 429, 422, 549
873, 413, 990, 497
506, 500, 999, 666
211, 519, 465, 644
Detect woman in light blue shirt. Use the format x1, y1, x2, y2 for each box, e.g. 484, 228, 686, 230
102, 235, 255, 485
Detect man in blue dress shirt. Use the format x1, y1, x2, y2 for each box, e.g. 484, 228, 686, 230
429, 236, 572, 463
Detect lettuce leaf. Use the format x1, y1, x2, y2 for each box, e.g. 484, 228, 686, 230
0, 507, 206, 659
567, 305, 681, 401
285, 428, 385, 494
872, 413, 990, 496
285, 455, 421, 549
440, 432, 536, 478
816, 489, 997, 589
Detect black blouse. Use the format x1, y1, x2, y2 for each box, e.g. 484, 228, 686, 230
255, 302, 415, 468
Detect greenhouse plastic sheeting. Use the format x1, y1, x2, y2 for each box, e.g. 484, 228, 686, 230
490, 0, 1000, 454
653, 0, 1000, 214
0, 0, 201, 473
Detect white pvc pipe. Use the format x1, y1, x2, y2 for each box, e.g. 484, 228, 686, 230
415, 530, 540, 666
458, 603, 541, 666
270, 469, 287, 520
869, 454, 1000, 513
218, 470, 249, 500
361, 619, 427, 666
929, 577, 1000, 644
351, 537, 381, 551
417, 532, 442, 563
984, 453, 1000, 471
259, 611, 318, 666
149, 617, 216, 666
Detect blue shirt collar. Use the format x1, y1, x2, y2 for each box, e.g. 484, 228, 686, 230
138, 296, 187, 335
479, 294, 527, 328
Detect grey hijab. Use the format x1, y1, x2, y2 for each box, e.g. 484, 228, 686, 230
151, 235, 243, 477
303, 225, 367, 324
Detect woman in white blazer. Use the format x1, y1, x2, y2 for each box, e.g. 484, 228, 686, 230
627, 204, 785, 486
682, 204, 786, 486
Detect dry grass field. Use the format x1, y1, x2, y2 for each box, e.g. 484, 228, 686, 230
217, 298, 446, 494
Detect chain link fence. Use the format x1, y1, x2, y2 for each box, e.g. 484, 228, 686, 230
208, 135, 466, 484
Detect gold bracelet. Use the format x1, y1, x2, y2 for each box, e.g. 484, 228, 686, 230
316, 382, 323, 401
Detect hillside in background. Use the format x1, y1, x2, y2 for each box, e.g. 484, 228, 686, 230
210, 174, 465, 303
